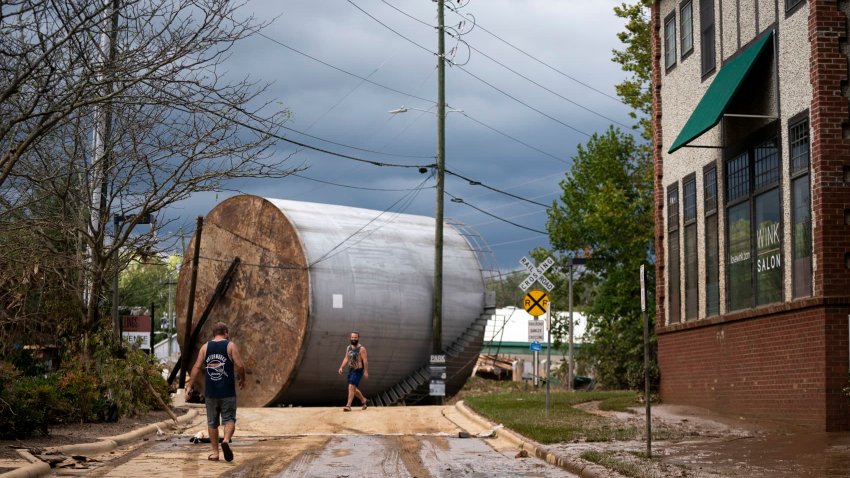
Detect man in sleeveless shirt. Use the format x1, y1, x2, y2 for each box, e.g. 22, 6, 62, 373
337, 331, 369, 411
186, 322, 246, 462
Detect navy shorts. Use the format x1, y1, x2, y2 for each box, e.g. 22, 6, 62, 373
347, 368, 364, 386
205, 396, 237, 428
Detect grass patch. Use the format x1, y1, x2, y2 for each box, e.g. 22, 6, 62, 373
598, 392, 641, 413
464, 389, 639, 443
580, 450, 653, 478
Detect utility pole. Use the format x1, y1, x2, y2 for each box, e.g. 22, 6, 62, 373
432, 0, 446, 356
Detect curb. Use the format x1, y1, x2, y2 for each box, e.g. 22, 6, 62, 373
0, 409, 198, 478
454, 401, 624, 478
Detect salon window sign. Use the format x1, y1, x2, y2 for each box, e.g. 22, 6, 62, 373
756, 222, 781, 273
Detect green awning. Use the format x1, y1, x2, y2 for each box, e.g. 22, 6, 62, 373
667, 31, 774, 154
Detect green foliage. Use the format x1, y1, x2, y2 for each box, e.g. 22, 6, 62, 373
56, 369, 109, 423
612, 0, 653, 141
119, 255, 180, 334
464, 390, 640, 443
92, 336, 169, 418
547, 127, 656, 390
0, 366, 61, 438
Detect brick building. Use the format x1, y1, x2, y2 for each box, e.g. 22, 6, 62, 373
652, 0, 850, 430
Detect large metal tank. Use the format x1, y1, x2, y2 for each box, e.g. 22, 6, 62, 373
176, 195, 485, 406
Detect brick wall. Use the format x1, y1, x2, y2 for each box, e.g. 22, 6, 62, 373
810, 0, 850, 297
658, 301, 849, 431
652, 1, 666, 328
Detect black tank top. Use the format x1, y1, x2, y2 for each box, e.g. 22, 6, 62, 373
204, 339, 236, 398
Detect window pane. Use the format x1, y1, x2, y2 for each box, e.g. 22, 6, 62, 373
669, 230, 681, 323
754, 139, 780, 190
790, 118, 810, 173
704, 167, 717, 213
700, 0, 716, 74
681, 1, 693, 54
685, 223, 699, 319
668, 186, 679, 231
726, 152, 750, 202
727, 202, 752, 311
683, 177, 697, 222
792, 175, 812, 297
755, 189, 782, 305
665, 16, 677, 69
705, 213, 720, 315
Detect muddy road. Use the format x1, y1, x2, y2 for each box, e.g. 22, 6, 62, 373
63, 407, 575, 477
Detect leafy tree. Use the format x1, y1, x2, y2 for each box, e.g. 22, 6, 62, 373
547, 127, 654, 389
612, 0, 653, 141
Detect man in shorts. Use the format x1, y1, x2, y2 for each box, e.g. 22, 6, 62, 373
337, 331, 368, 411
186, 322, 246, 462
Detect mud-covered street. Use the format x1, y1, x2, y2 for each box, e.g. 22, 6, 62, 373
65, 407, 575, 477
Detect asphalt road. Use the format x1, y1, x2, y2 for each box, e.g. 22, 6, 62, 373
69, 406, 576, 478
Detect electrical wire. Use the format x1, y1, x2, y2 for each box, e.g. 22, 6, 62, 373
281, 124, 435, 159
458, 112, 568, 164
445, 169, 549, 207
346, 0, 435, 56
445, 3, 625, 105
347, 0, 592, 137
375, 0, 628, 127
445, 191, 547, 234
294, 173, 436, 192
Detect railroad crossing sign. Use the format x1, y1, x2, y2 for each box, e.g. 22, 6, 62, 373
519, 256, 555, 291
523, 289, 550, 317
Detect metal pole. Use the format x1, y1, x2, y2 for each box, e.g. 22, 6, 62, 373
432, 0, 446, 358
178, 216, 203, 389
150, 302, 155, 357
641, 264, 652, 458
112, 216, 120, 336
545, 300, 551, 417
568, 258, 574, 391
532, 350, 538, 386
167, 277, 173, 357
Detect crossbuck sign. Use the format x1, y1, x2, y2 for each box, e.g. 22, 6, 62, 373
519, 256, 555, 292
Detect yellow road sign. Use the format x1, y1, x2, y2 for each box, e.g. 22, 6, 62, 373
523, 289, 549, 317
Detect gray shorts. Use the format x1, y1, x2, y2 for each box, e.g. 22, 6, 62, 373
205, 396, 237, 428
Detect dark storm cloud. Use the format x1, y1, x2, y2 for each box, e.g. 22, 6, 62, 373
163, 0, 635, 269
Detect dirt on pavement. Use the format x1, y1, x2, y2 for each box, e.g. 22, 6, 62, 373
552, 400, 850, 477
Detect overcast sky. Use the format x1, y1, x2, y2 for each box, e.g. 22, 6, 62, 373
165, 0, 637, 271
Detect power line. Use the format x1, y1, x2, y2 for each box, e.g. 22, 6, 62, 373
346, 0, 435, 56
460, 42, 631, 128
458, 112, 568, 164
249, 25, 569, 165
445, 169, 549, 207
376, 0, 628, 127
251, 29, 434, 104
446, 3, 625, 105
281, 124, 435, 159
294, 173, 436, 192
451, 64, 591, 137
348, 0, 592, 137
445, 191, 547, 234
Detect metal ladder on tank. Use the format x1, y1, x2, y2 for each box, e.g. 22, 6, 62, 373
370, 305, 494, 407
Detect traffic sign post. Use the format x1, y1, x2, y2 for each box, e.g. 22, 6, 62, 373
429, 354, 446, 397
518, 256, 556, 390
523, 290, 549, 317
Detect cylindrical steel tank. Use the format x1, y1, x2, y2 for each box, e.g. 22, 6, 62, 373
176, 195, 485, 406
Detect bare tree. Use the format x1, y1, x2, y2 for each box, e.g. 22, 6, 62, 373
0, 0, 297, 351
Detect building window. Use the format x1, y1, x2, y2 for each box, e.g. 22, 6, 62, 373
786, 0, 806, 14
683, 175, 698, 320
704, 166, 720, 316
725, 130, 782, 311
790, 115, 812, 297
665, 12, 677, 71
668, 184, 681, 324
700, 0, 716, 76
680, 1, 694, 58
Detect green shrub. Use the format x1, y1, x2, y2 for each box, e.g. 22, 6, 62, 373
0, 372, 61, 438
57, 369, 108, 423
